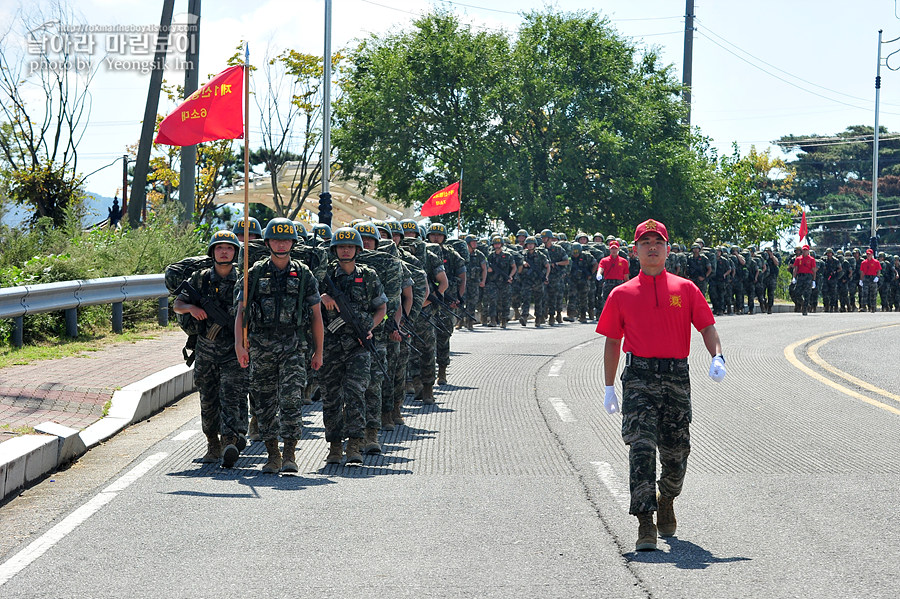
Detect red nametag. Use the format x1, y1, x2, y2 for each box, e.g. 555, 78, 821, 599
289, 272, 298, 277
354, 277, 363, 283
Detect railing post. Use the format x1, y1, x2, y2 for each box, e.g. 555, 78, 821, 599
112, 302, 124, 334
158, 297, 169, 327
65, 308, 78, 338
13, 316, 23, 348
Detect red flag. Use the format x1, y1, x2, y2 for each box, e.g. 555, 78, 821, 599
420, 181, 460, 217
155, 65, 244, 146
798, 210, 808, 242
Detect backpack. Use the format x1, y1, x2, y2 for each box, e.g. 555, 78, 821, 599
164, 255, 214, 336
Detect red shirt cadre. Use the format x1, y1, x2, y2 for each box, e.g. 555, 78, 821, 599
596, 270, 715, 359
794, 255, 816, 275
860, 258, 882, 277
599, 254, 629, 280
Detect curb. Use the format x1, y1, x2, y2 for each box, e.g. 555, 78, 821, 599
0, 364, 194, 502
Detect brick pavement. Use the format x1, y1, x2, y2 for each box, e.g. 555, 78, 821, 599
0, 331, 189, 444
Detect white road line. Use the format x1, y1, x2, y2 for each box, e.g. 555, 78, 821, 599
0, 452, 168, 587
591, 461, 630, 510
548, 359, 565, 377
171, 430, 199, 442
572, 341, 594, 350
549, 397, 576, 422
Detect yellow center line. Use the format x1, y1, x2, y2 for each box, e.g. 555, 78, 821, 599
783, 324, 900, 417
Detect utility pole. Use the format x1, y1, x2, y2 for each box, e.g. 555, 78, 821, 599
121, 154, 128, 214
318, 0, 333, 226
179, 0, 201, 223
683, 0, 695, 126
872, 29, 883, 249
128, 0, 175, 227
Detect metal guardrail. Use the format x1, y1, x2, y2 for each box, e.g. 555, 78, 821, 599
0, 275, 170, 347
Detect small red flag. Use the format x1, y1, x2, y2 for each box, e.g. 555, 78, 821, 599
420, 181, 460, 217
155, 65, 244, 146
798, 210, 808, 242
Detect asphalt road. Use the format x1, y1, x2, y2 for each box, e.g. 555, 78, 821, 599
1, 311, 898, 598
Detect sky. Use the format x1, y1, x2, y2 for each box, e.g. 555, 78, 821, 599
6, 0, 900, 201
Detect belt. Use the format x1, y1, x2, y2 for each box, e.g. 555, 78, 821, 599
625, 353, 688, 373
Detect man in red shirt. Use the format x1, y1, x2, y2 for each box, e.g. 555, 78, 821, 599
597, 218, 725, 552
596, 241, 630, 313
859, 248, 882, 312
790, 244, 818, 316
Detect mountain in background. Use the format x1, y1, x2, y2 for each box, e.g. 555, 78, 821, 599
1, 191, 116, 228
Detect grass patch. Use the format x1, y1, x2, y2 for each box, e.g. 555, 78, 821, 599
102, 398, 112, 417
0, 424, 36, 436
0, 321, 177, 369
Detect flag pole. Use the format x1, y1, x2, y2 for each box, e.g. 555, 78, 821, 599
242, 42, 250, 349
457, 167, 463, 236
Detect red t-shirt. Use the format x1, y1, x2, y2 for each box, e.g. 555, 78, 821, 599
860, 257, 882, 276
596, 270, 715, 359
794, 255, 816, 274
599, 254, 629, 280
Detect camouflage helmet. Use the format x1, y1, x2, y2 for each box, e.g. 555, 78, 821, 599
292, 220, 308, 240
400, 219, 420, 237
490, 234, 503, 245
353, 221, 380, 242
524, 236, 538, 246
606, 234, 616, 242
878, 251, 886, 258
852, 247, 861, 254
207, 229, 241, 258
465, 234, 478, 244
691, 243, 701, 250
349, 218, 368, 227
330, 227, 364, 250
540, 228, 553, 240
231, 216, 262, 238
427, 222, 448, 239
825, 247, 834, 255
671, 243, 681, 252
385, 220, 403, 237
516, 229, 529, 238
264, 218, 299, 242
313, 223, 332, 242
557, 232, 568, 241
747, 244, 757, 252
694, 238, 705, 246
571, 242, 582, 255
593, 232, 603, 239
575, 231, 589, 243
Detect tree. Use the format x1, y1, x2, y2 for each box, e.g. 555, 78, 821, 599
706, 145, 793, 246
0, 0, 95, 225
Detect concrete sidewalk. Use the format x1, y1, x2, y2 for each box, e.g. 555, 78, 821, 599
0, 330, 195, 500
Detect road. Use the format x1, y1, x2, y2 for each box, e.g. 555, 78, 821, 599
1, 312, 898, 598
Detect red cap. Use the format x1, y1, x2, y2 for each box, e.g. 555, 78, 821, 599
633, 219, 668, 243
802, 244, 810, 250
866, 248, 874, 254
609, 240, 620, 248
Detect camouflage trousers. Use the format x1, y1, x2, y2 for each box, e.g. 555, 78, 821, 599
388, 335, 408, 414
708, 280, 726, 314
879, 281, 894, 310
321, 341, 370, 442
794, 273, 813, 310
248, 332, 307, 442
763, 277, 777, 312
435, 305, 455, 367
567, 279, 592, 318
600, 279, 624, 313
194, 336, 248, 438
822, 278, 839, 310
621, 361, 692, 515
484, 279, 511, 321
410, 303, 437, 386
732, 279, 745, 313
860, 276, 878, 310
519, 277, 545, 320
510, 276, 523, 316
690, 278, 708, 299
365, 340, 389, 429
545, 275, 565, 316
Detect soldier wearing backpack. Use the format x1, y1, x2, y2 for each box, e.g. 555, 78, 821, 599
234, 219, 324, 474
172, 230, 248, 468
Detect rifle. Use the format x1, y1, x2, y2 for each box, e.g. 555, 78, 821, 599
399, 310, 426, 345
429, 287, 478, 323
174, 279, 233, 367
386, 317, 423, 355
322, 273, 390, 381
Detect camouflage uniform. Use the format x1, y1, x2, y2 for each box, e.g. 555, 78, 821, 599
544, 241, 569, 322
239, 258, 320, 442
879, 253, 895, 310
392, 243, 427, 416
464, 244, 487, 327
685, 250, 711, 297
320, 262, 387, 443
431, 242, 466, 368
401, 237, 445, 389
708, 250, 731, 316
484, 245, 517, 325
567, 246, 596, 321
730, 250, 746, 314
763, 251, 779, 314
182, 267, 248, 440
519, 246, 549, 324
621, 359, 691, 515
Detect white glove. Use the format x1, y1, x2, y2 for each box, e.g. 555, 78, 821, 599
791, 278, 796, 284
811, 281, 816, 289
596, 271, 603, 281
709, 355, 726, 382
604, 385, 620, 414
859, 280, 864, 287
874, 276, 879, 283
